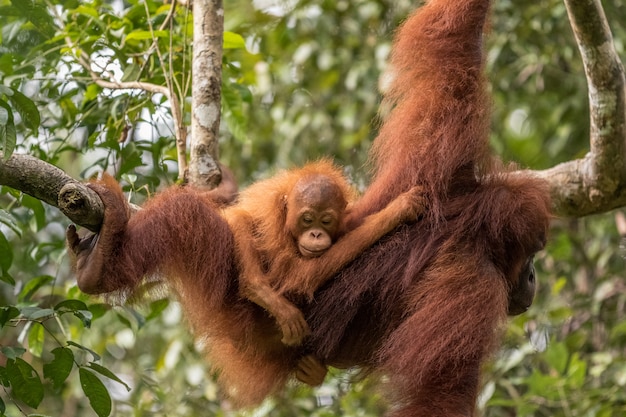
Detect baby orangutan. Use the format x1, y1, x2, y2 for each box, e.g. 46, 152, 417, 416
222, 160, 425, 348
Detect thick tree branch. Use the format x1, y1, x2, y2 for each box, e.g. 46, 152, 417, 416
0, 153, 104, 232
536, 0, 626, 217
188, 0, 223, 188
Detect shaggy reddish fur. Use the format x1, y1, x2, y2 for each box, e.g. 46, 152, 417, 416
69, 161, 424, 406
223, 160, 356, 297
68, 0, 552, 415
225, 159, 422, 298
69, 175, 300, 405
307, 0, 551, 415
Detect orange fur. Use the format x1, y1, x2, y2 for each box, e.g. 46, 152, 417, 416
307, 1, 552, 415
223, 160, 356, 294
68, 161, 424, 406
222, 160, 423, 348
68, 0, 552, 414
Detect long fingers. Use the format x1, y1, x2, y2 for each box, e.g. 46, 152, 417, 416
295, 355, 327, 386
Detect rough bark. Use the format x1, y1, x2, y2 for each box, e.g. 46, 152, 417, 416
534, 0, 626, 217
188, 0, 224, 188
0, 153, 104, 232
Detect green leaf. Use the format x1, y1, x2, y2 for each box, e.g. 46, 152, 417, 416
125, 30, 168, 41
0, 395, 5, 414
83, 83, 101, 103
55, 299, 89, 313
0, 99, 16, 160
121, 63, 141, 82
545, 342, 568, 375
115, 312, 132, 329
224, 31, 245, 49
27, 323, 45, 357
0, 365, 8, 387
0, 232, 12, 273
73, 5, 99, 19
0, 209, 21, 237
0, 102, 8, 124
0, 306, 19, 328
88, 303, 110, 321
117, 142, 143, 176
55, 299, 93, 328
0, 272, 15, 286
20, 194, 46, 231
222, 83, 249, 143
73, 309, 93, 328
88, 362, 131, 392
146, 298, 169, 321
18, 275, 54, 302
20, 307, 55, 320
566, 353, 587, 389
67, 341, 101, 362
79, 368, 112, 417
10, 0, 55, 37
43, 347, 74, 390
0, 346, 26, 360
6, 358, 44, 408
6, 88, 40, 133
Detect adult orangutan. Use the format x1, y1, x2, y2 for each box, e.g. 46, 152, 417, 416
304, 0, 551, 414
67, 0, 551, 415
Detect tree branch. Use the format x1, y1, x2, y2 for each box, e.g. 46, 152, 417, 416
0, 153, 104, 232
188, 0, 223, 188
536, 0, 626, 217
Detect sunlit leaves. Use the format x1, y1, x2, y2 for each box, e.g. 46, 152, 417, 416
224, 31, 245, 49
18, 275, 54, 302
125, 29, 169, 42
73, 4, 100, 19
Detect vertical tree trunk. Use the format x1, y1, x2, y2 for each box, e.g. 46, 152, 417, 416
189, 0, 224, 187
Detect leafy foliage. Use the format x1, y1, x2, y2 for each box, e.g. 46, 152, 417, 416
1, 0, 626, 416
